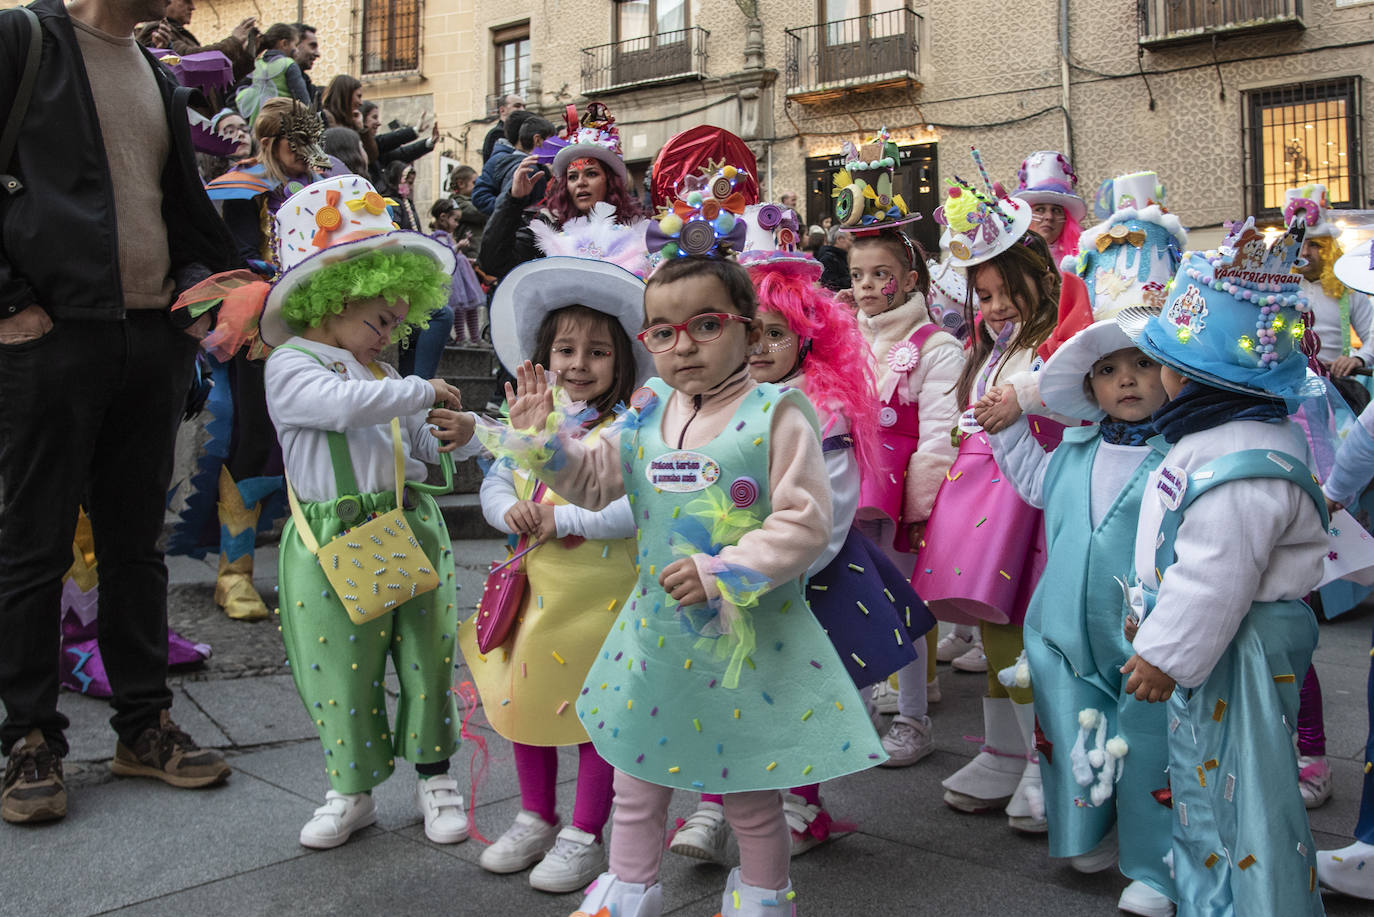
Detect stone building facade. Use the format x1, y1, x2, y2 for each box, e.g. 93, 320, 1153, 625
175, 0, 1372, 248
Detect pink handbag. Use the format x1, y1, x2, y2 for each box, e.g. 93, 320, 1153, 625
475, 482, 546, 653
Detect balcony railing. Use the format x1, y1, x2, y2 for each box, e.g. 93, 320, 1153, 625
785, 9, 922, 102
581, 27, 709, 95
1139, 0, 1303, 47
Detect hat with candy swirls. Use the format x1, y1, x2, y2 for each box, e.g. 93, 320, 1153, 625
645, 161, 754, 260
831, 127, 923, 233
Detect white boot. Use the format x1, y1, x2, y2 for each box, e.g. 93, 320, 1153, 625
1005, 700, 1046, 833
1117, 879, 1176, 916
570, 872, 663, 917
1317, 840, 1374, 900
719, 866, 796, 915
942, 697, 1027, 812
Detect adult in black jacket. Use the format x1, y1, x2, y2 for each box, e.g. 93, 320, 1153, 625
0, 0, 235, 825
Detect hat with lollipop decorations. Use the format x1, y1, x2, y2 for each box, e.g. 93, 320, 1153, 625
1118, 214, 1320, 401
934, 148, 1035, 268
739, 201, 805, 263
831, 127, 922, 232
645, 162, 754, 259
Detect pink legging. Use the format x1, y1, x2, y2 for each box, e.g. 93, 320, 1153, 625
512, 741, 615, 841
612, 770, 789, 890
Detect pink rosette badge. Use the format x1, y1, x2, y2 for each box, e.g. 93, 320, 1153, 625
886, 340, 921, 374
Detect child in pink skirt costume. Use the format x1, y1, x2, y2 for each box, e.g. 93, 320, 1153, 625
913, 157, 1069, 832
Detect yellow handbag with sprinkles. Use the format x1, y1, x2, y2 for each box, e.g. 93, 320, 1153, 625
284, 362, 442, 625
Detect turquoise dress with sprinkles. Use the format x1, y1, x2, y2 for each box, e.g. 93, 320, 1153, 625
576, 377, 887, 792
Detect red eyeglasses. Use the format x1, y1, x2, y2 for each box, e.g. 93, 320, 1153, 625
636, 313, 751, 354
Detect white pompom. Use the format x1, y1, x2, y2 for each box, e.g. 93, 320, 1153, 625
1078, 708, 1100, 729
1105, 736, 1129, 759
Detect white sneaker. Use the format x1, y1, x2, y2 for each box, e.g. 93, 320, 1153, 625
571, 872, 663, 917
299, 790, 376, 849
1297, 755, 1333, 808
926, 676, 942, 704
936, 629, 976, 662
478, 809, 560, 873
415, 775, 468, 844
1117, 879, 1175, 916
879, 714, 934, 767
1066, 829, 1118, 873
870, 679, 898, 714
782, 792, 832, 857
529, 825, 606, 894
951, 644, 988, 672
668, 800, 732, 863
1317, 840, 1374, 900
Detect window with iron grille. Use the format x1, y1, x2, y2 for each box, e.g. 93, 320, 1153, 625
361, 0, 422, 74
1246, 78, 1363, 217
494, 23, 531, 108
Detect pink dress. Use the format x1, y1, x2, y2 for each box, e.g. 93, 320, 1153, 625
911, 341, 1064, 626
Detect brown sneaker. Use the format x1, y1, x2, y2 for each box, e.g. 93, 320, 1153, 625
2, 729, 66, 824
110, 710, 230, 788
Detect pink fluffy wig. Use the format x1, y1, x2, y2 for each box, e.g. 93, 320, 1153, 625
747, 258, 882, 486
1047, 212, 1082, 267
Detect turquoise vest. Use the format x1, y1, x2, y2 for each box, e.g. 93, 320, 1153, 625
1142, 446, 1327, 917
1023, 426, 1174, 898
576, 378, 886, 793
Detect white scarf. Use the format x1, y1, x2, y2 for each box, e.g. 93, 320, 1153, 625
857, 292, 936, 404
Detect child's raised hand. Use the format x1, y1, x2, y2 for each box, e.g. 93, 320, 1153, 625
659, 557, 707, 606
1121, 654, 1176, 703
504, 360, 555, 431
834, 288, 857, 310
427, 409, 475, 452
429, 379, 463, 410
972, 383, 1022, 434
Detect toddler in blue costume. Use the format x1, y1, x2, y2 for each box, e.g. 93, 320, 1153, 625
1117, 216, 1331, 917
493, 233, 886, 914
976, 319, 1176, 916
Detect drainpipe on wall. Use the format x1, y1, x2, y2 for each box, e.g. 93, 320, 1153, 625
1059, 0, 1072, 158
297, 0, 304, 27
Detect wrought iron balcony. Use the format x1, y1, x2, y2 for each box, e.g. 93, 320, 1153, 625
1139, 0, 1303, 47
784, 9, 922, 103
581, 26, 709, 95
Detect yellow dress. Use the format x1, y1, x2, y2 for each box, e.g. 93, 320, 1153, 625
460, 464, 638, 747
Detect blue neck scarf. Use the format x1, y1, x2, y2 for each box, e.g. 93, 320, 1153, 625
1151, 380, 1287, 444
1099, 418, 1157, 446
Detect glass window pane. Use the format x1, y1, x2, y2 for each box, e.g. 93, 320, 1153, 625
657, 0, 685, 34
516, 38, 530, 95
825, 0, 861, 43
619, 0, 651, 41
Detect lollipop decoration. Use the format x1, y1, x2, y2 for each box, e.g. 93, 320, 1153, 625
646, 162, 751, 258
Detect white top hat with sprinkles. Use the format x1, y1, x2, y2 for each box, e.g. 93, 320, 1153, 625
260, 175, 455, 347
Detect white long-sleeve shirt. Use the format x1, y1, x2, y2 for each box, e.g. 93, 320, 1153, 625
811, 416, 860, 576
1132, 420, 1327, 689
480, 460, 635, 541
1304, 279, 1374, 365
264, 338, 481, 503
990, 418, 1153, 526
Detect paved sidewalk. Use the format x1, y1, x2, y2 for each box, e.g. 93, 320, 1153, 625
2, 542, 1370, 916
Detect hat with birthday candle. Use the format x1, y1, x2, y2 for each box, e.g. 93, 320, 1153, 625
1283, 183, 1338, 240
934, 149, 1034, 268
260, 175, 455, 346
1117, 215, 1319, 401
831, 127, 923, 233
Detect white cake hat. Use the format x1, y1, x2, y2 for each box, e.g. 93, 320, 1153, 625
1283, 184, 1338, 239
1013, 150, 1086, 223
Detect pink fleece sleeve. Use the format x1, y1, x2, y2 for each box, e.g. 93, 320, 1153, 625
536, 428, 628, 511
691, 398, 833, 602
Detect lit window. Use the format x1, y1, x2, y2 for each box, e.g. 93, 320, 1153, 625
1247, 78, 1360, 216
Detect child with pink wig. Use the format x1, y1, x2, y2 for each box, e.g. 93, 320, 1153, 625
667, 252, 936, 863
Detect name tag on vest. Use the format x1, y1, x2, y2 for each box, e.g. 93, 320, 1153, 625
646, 450, 721, 492
1155, 465, 1187, 512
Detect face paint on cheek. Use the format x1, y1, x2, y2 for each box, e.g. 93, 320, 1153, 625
881, 276, 899, 307
363, 320, 383, 338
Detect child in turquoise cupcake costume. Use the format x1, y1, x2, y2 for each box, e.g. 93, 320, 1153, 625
491, 171, 885, 916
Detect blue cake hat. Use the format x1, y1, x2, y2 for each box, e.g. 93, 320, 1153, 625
1118, 216, 1318, 401
1071, 171, 1188, 320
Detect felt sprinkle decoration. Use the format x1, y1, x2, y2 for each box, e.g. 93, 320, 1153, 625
646, 163, 751, 258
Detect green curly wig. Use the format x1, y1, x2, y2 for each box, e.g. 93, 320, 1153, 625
282, 248, 451, 342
